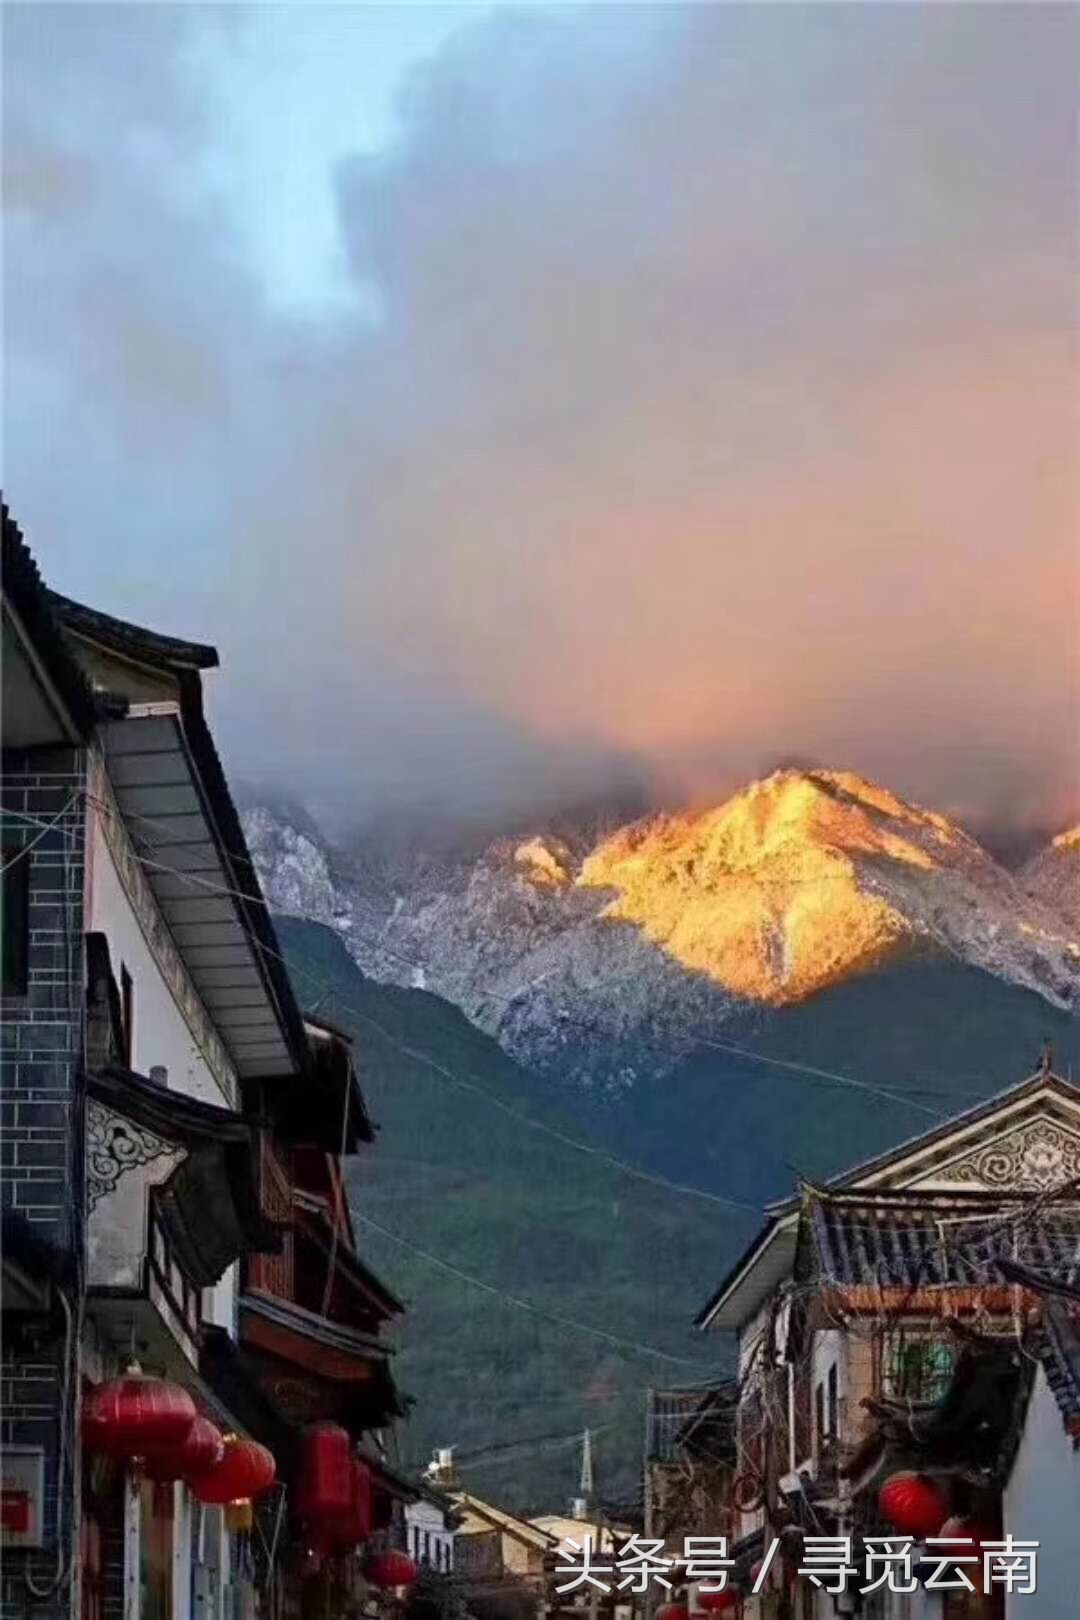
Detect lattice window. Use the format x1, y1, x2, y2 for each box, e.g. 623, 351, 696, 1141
246, 1133, 295, 1301
883, 1332, 956, 1403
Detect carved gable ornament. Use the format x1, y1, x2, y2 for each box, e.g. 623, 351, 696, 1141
86, 1098, 187, 1211
931, 1116, 1080, 1192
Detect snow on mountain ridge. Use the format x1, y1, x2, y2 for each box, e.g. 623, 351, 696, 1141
243, 770, 1080, 1087
1019, 823, 1080, 935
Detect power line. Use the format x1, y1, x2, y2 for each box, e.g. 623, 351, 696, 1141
691, 1037, 942, 1119
452, 1424, 616, 1467
352, 1210, 714, 1371
76, 791, 961, 1124
13, 797, 1007, 1206
65, 795, 767, 1216
0, 792, 81, 872
75, 790, 974, 1122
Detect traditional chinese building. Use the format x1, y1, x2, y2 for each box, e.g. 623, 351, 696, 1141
696, 1056, 1080, 1619
643, 1384, 737, 1562
1, 507, 411, 1620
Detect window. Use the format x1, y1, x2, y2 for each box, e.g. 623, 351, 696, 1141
884, 1334, 955, 1404
120, 963, 134, 1066
1, 848, 30, 995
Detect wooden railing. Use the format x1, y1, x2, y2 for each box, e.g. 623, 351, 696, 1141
247, 1133, 295, 1301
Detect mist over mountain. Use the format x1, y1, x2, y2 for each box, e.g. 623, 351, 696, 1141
9, 5, 1078, 841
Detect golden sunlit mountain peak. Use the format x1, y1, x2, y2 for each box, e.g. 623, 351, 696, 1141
575, 768, 1045, 1006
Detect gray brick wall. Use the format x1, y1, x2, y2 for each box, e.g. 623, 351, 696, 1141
2, 747, 86, 1620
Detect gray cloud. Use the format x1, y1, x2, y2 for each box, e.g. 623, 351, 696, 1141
4, 3, 1077, 841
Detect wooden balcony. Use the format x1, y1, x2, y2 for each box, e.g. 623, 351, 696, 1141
247, 1133, 295, 1301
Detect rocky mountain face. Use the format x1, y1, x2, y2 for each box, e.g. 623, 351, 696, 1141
244, 770, 1080, 1092
1019, 824, 1080, 935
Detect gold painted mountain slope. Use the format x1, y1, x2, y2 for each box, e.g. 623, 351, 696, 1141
576, 770, 977, 1004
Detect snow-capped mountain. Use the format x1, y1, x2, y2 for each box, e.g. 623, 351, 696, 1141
1019, 825, 1080, 935
244, 770, 1080, 1088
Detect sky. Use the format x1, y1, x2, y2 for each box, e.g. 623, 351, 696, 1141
4, 3, 1078, 845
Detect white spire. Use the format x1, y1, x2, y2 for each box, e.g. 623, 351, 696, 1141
579, 1427, 594, 1503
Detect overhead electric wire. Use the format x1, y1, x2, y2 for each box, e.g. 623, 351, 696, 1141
351, 1210, 714, 1370
10, 797, 1011, 1235
75, 789, 961, 1122
65, 795, 768, 1216
73, 792, 973, 1109
0, 792, 81, 872
451, 1423, 616, 1466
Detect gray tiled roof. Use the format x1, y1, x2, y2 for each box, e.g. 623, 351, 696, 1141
1037, 1302, 1080, 1429
807, 1194, 1080, 1290
646, 1384, 736, 1464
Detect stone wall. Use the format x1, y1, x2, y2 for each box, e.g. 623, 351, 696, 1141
1, 745, 87, 1620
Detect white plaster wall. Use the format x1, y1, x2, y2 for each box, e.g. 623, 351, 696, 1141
85, 809, 240, 1335
1004, 1367, 1080, 1619
734, 1302, 772, 1539
738, 1303, 770, 1378
203, 1275, 237, 1339
87, 810, 228, 1106
88, 1151, 182, 1289
811, 1328, 847, 1459
406, 1500, 455, 1571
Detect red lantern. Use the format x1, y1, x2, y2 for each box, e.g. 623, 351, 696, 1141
655, 1606, 689, 1620
938, 1517, 999, 1593
879, 1473, 949, 1539
83, 1369, 196, 1460
296, 1424, 352, 1525
189, 1436, 276, 1504
145, 1417, 225, 1484
698, 1591, 737, 1613
331, 1458, 373, 1551
365, 1550, 419, 1590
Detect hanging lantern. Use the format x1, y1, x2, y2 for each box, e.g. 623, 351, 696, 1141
295, 1424, 352, 1525
938, 1517, 999, 1593
879, 1472, 949, 1539
225, 1499, 254, 1535
189, 1435, 276, 1504
365, 1550, 419, 1590
697, 1593, 737, 1614
145, 1417, 225, 1484
329, 1458, 373, 1552
655, 1605, 689, 1620
83, 1367, 196, 1461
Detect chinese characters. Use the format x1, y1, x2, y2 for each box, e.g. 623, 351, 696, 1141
553, 1534, 1038, 1597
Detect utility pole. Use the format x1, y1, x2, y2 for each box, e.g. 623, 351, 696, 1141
580, 1428, 594, 1511
582, 1432, 600, 1620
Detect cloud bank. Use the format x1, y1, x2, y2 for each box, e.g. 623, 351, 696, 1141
4, 3, 1077, 841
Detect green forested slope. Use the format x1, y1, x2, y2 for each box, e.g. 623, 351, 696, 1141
275, 915, 734, 1514
275, 918, 1080, 1512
